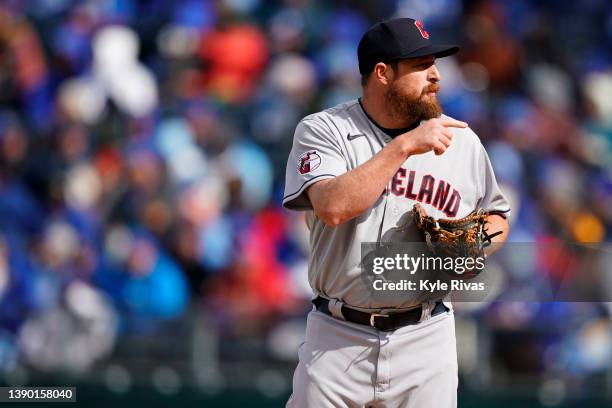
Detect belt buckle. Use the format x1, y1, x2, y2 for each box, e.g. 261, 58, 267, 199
369, 313, 389, 328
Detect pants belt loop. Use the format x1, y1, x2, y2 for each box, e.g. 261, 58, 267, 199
328, 299, 346, 321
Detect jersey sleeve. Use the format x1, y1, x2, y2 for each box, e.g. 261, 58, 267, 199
476, 141, 511, 218
283, 118, 348, 211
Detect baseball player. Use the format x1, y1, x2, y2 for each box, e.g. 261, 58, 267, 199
283, 18, 510, 407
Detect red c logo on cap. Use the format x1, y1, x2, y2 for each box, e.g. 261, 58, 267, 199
415, 20, 429, 39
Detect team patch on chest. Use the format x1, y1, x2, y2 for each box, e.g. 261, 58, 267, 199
389, 167, 462, 217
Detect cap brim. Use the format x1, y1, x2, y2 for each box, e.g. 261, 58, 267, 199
396, 44, 460, 60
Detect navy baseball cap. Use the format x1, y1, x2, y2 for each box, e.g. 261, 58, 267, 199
358, 18, 459, 75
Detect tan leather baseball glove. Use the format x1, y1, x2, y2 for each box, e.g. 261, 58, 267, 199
411, 203, 503, 278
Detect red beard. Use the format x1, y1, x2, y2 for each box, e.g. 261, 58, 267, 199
385, 82, 442, 123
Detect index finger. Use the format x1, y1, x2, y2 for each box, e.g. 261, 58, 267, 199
440, 118, 468, 128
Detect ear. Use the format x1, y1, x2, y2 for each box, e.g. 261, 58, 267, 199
373, 62, 394, 86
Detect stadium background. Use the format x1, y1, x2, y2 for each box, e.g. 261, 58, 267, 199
0, 0, 611, 406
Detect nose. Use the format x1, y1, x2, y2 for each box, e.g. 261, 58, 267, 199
428, 64, 441, 83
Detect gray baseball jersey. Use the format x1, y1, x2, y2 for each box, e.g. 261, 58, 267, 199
283, 99, 510, 310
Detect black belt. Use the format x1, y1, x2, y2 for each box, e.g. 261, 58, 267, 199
313, 296, 448, 332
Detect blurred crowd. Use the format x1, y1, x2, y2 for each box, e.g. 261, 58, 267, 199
0, 0, 611, 398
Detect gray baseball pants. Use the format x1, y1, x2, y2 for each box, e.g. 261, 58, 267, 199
286, 306, 458, 408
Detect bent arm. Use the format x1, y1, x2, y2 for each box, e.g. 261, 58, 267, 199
484, 214, 510, 256
304, 117, 467, 226
306, 136, 411, 226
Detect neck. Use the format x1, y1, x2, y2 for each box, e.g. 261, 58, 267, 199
361, 89, 416, 129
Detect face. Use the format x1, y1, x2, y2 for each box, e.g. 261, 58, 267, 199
384, 55, 442, 122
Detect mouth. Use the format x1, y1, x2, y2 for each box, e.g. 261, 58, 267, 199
423, 84, 440, 96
